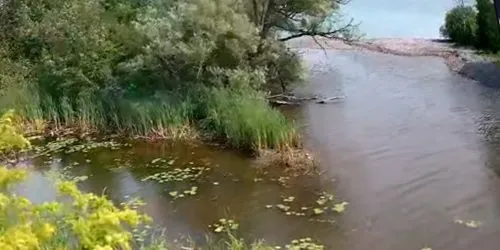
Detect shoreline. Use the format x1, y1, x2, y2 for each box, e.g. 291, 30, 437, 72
289, 37, 500, 86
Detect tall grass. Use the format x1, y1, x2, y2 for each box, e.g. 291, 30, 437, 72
203, 233, 274, 250
0, 86, 194, 138
201, 87, 299, 151
0, 85, 298, 152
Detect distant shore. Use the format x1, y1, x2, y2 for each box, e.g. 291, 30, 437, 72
289, 37, 500, 86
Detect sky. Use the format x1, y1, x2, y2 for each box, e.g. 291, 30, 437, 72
340, 0, 476, 38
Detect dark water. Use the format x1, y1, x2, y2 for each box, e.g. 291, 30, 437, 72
17, 50, 500, 249
17, 139, 339, 247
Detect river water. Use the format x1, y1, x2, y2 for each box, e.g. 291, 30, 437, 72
298, 49, 500, 250
16, 49, 500, 249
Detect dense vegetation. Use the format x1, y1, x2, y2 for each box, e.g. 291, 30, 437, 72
441, 0, 500, 52
0, 0, 354, 153
440, 5, 478, 46
476, 0, 500, 51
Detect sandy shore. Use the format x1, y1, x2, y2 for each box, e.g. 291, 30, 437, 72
289, 37, 500, 86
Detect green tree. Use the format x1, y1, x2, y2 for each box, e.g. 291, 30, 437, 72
245, 0, 356, 41
476, 0, 500, 51
441, 5, 478, 46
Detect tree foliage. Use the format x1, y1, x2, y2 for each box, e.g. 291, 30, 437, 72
441, 5, 478, 46
442, 0, 500, 52
0, 0, 354, 147
245, 0, 355, 41
476, 0, 500, 52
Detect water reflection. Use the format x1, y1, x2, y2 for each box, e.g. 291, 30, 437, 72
19, 139, 339, 247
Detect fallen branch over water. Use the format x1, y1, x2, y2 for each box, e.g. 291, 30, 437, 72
267, 94, 345, 105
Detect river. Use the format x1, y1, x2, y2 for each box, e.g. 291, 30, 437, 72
15, 48, 500, 249
297, 49, 500, 249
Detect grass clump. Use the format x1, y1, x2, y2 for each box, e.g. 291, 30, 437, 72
201, 87, 299, 152
256, 148, 316, 172
3, 86, 299, 154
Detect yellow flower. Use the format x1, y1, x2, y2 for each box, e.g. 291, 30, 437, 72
93, 245, 113, 250
38, 223, 56, 239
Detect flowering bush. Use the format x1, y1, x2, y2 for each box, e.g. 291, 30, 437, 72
0, 110, 156, 250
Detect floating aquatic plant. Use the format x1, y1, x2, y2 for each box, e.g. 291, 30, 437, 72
168, 186, 198, 199
332, 202, 348, 213
141, 167, 210, 183
285, 238, 324, 250
209, 218, 239, 233
283, 196, 295, 203
313, 208, 324, 215
454, 219, 482, 228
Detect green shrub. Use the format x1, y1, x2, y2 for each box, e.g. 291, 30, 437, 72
476, 0, 500, 52
441, 5, 478, 46
0, 0, 304, 152
201, 87, 299, 151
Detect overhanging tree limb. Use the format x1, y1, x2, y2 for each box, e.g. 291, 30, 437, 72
277, 17, 356, 42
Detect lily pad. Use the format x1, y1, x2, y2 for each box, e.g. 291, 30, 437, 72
332, 202, 349, 213
316, 199, 327, 206
465, 220, 482, 228
454, 219, 482, 228
210, 218, 239, 233
313, 208, 324, 215
151, 158, 162, 164
276, 204, 291, 212
214, 226, 224, 233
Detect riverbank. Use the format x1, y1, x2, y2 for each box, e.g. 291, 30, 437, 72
289, 37, 500, 86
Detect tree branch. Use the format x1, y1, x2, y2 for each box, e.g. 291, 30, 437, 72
277, 18, 356, 42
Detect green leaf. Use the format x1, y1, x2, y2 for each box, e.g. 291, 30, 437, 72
214, 226, 224, 233
276, 204, 290, 212
313, 208, 324, 215
167, 159, 175, 165
316, 199, 327, 206
465, 220, 482, 228
332, 202, 348, 213
151, 158, 162, 164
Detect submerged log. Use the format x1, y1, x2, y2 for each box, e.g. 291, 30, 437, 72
267, 93, 345, 105
267, 94, 318, 105
316, 96, 346, 104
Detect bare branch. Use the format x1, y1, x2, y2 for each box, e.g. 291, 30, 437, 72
277, 18, 356, 42
312, 36, 328, 57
